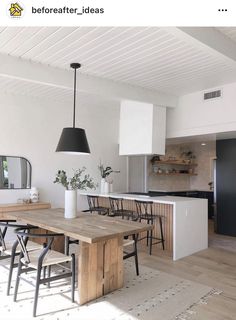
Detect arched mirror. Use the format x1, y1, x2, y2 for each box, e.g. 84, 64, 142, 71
0, 156, 31, 189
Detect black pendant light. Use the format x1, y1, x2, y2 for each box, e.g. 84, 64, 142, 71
56, 63, 90, 154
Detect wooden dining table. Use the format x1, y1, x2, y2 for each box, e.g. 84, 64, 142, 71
3, 208, 153, 305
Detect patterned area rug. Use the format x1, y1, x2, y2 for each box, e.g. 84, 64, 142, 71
0, 259, 220, 320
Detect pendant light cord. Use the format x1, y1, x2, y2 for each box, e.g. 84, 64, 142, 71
73, 67, 77, 128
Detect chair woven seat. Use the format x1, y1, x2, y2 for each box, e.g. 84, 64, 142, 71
1, 240, 41, 256
0, 220, 46, 297
21, 249, 72, 268
93, 206, 109, 215
14, 226, 75, 317
123, 239, 135, 247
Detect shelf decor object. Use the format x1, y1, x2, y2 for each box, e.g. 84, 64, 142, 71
56, 63, 90, 154
151, 158, 198, 176
29, 187, 39, 203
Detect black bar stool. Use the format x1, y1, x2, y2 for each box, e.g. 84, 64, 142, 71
65, 236, 79, 255
109, 197, 133, 219
135, 200, 165, 255
87, 195, 109, 215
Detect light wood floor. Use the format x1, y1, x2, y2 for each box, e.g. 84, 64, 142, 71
138, 220, 236, 320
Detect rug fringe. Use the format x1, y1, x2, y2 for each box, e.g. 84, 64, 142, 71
175, 288, 222, 320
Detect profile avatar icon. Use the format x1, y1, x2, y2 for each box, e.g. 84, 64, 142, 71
9, 3, 23, 17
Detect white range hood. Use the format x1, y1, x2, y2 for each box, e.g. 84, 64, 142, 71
119, 100, 166, 156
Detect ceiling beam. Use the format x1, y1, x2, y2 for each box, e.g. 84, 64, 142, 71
169, 27, 236, 64
0, 53, 177, 107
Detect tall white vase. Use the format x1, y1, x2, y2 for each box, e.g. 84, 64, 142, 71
100, 178, 106, 193
64, 190, 77, 219
104, 181, 109, 194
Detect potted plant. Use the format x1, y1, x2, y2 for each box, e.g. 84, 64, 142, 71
98, 163, 120, 193
54, 168, 96, 218
181, 150, 196, 163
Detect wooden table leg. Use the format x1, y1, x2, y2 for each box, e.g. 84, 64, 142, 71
78, 236, 123, 305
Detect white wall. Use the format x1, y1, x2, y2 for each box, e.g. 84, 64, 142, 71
167, 82, 236, 138
128, 156, 145, 192
0, 92, 127, 209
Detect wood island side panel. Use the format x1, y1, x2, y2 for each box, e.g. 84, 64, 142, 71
99, 197, 173, 255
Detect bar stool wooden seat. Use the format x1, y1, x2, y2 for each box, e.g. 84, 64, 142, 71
13, 226, 75, 317
0, 220, 42, 295
135, 200, 165, 255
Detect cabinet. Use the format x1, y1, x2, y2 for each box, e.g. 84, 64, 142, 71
119, 101, 166, 155
0, 202, 51, 218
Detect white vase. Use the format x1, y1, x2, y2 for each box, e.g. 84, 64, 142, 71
109, 182, 113, 193
100, 178, 106, 193
104, 181, 109, 194
64, 190, 77, 219
30, 187, 39, 203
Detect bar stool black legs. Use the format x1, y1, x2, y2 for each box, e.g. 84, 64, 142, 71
135, 200, 165, 255
159, 216, 165, 250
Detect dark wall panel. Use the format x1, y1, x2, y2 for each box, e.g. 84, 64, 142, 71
216, 139, 236, 236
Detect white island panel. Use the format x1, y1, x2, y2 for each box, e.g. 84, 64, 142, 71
173, 199, 208, 260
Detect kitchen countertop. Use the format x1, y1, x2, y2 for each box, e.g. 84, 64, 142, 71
80, 191, 204, 205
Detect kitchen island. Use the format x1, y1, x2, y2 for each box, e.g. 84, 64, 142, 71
80, 192, 208, 261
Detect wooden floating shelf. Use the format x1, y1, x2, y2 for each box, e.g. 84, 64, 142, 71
152, 161, 197, 166
153, 173, 197, 176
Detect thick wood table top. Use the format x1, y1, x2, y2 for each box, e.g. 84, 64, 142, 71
5, 208, 152, 244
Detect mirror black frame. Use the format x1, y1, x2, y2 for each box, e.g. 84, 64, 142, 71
0, 155, 32, 190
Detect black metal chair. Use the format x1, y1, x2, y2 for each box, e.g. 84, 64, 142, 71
135, 200, 165, 255
109, 197, 134, 219
87, 195, 109, 215
123, 234, 139, 276
13, 226, 75, 317
0, 220, 42, 295
65, 236, 79, 255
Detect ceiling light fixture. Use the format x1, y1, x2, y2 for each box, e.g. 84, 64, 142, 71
56, 63, 90, 154
201, 143, 206, 146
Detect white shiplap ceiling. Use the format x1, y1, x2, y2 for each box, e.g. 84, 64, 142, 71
216, 27, 236, 43
1, 26, 236, 100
